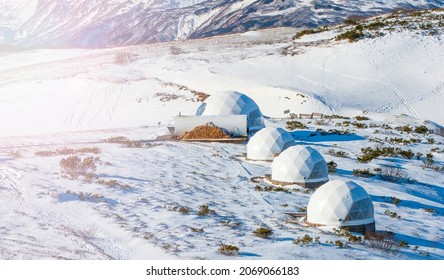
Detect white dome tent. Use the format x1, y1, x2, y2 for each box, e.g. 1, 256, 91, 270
271, 146, 328, 188
306, 180, 375, 234
196, 91, 264, 135
247, 127, 294, 161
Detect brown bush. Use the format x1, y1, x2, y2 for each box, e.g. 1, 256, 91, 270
180, 123, 230, 140
8, 150, 23, 158
76, 147, 101, 154
378, 166, 409, 183
365, 232, 399, 255
35, 147, 101, 157
218, 244, 239, 256
197, 204, 216, 216
193, 91, 209, 102
60, 156, 98, 179
169, 46, 182, 55
101, 136, 129, 143
35, 150, 57, 157
57, 148, 76, 155
253, 227, 273, 239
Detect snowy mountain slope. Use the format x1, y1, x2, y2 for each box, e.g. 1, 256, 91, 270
1, 0, 444, 47
0, 10, 443, 138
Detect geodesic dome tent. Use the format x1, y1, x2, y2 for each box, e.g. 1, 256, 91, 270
271, 146, 328, 188
247, 127, 295, 161
196, 91, 264, 133
306, 180, 375, 234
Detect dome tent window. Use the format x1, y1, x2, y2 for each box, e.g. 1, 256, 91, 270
345, 199, 374, 221
196, 103, 206, 116
248, 108, 264, 128
308, 161, 329, 180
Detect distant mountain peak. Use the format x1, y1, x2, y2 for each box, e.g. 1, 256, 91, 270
0, 0, 443, 47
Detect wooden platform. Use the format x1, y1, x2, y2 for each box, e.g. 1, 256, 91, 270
180, 138, 247, 143
156, 135, 247, 144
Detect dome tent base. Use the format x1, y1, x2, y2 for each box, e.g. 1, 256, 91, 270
305, 220, 376, 235
266, 175, 328, 189
341, 222, 376, 235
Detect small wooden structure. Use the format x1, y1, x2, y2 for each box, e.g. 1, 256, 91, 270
297, 112, 324, 119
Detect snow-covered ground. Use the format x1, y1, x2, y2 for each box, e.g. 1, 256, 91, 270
0, 12, 443, 259
0, 115, 443, 259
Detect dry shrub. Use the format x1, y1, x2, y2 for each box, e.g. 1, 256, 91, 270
101, 136, 129, 143
97, 179, 131, 189
122, 141, 153, 148
35, 147, 101, 157
190, 227, 204, 233
378, 166, 409, 183
193, 91, 209, 102
197, 204, 216, 216
57, 148, 76, 155
180, 123, 230, 140
253, 227, 273, 239
76, 147, 101, 154
8, 150, 23, 158
293, 234, 313, 245
100, 136, 161, 148
122, 141, 163, 149
60, 156, 98, 179
221, 220, 241, 228
122, 141, 145, 148
169, 46, 182, 55
35, 150, 57, 157
178, 207, 190, 214
155, 92, 183, 102
365, 232, 399, 255
97, 179, 118, 186
218, 244, 239, 256
66, 190, 104, 203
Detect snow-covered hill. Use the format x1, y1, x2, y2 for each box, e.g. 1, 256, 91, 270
0, 9, 443, 260
0, 9, 443, 137
1, 0, 444, 47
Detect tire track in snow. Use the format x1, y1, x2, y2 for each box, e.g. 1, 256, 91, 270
0, 167, 24, 202
212, 145, 277, 221
0, 52, 115, 88
363, 48, 420, 118
107, 86, 123, 122
375, 81, 444, 113
409, 82, 444, 105
64, 87, 91, 127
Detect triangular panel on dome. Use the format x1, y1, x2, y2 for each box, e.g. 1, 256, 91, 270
347, 199, 374, 221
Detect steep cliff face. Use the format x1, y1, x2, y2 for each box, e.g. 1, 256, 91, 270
0, 0, 443, 47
